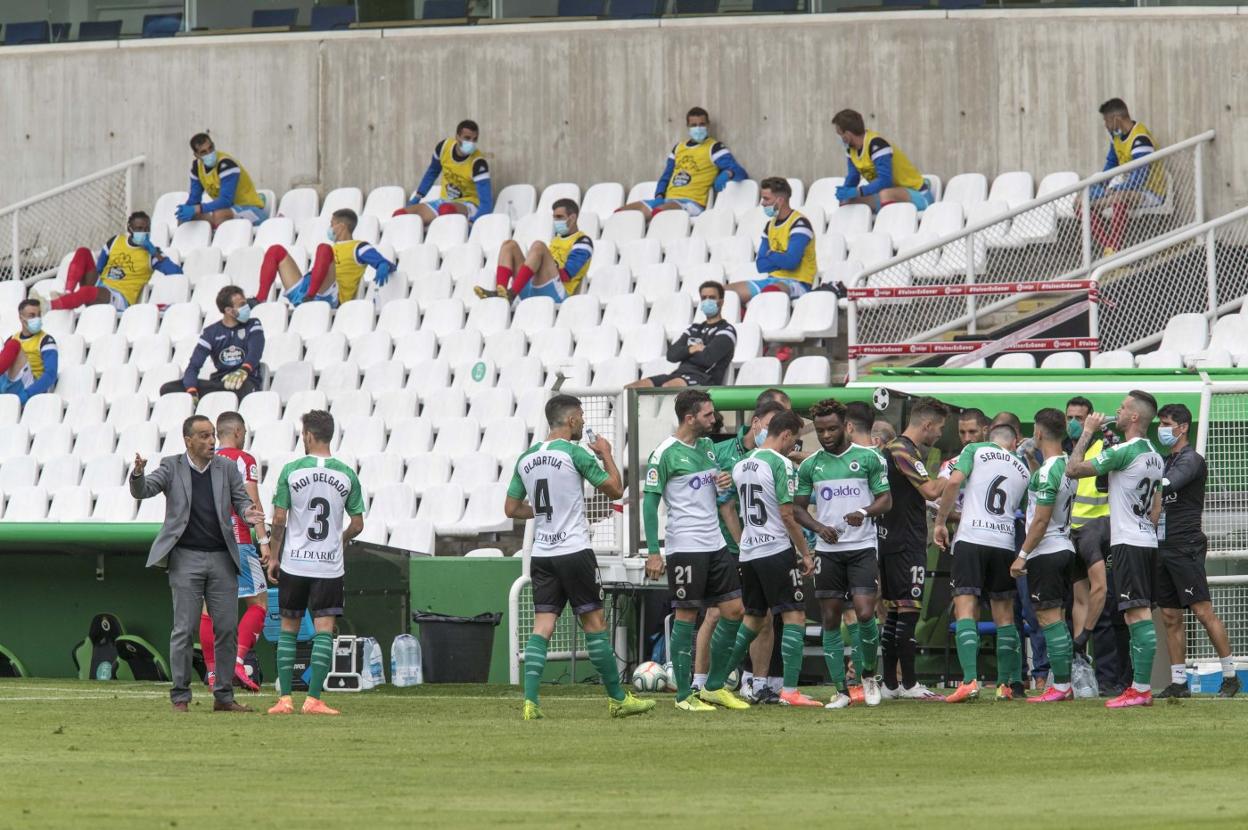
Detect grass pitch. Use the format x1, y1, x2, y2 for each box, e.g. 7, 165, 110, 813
2, 679, 1246, 829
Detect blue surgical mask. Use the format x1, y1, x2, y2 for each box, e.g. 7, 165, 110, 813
1158, 426, 1179, 448
235, 304, 251, 324
762, 204, 777, 218
130, 231, 149, 245
459, 140, 476, 155
755, 427, 768, 445
840, 138, 850, 151
689, 126, 708, 143
699, 298, 720, 317
1067, 418, 1083, 440
26, 317, 42, 334
326, 229, 337, 243
552, 219, 569, 236
201, 150, 218, 168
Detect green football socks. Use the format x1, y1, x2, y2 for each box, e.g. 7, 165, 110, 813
955, 618, 979, 683
822, 628, 845, 690
307, 631, 333, 700
781, 624, 804, 690
276, 630, 297, 697
704, 617, 742, 692
585, 630, 625, 702
726, 622, 760, 675
858, 617, 880, 675
996, 624, 1021, 687
1129, 619, 1157, 690
523, 633, 549, 704
1042, 621, 1073, 686
669, 620, 695, 701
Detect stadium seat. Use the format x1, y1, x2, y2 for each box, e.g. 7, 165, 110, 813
466, 297, 510, 337
1136, 349, 1183, 369
741, 292, 790, 340
603, 294, 646, 331
329, 299, 376, 340
730, 321, 763, 368
74, 423, 117, 464
771, 291, 838, 342
237, 391, 281, 431
714, 180, 761, 219
414, 483, 465, 534
600, 211, 644, 245
92, 485, 137, 522
319, 187, 363, 221
646, 210, 691, 244
306, 332, 348, 375
464, 547, 505, 558
451, 484, 513, 535
664, 237, 710, 274
494, 184, 537, 221
497, 357, 545, 393
1193, 315, 1248, 364
168, 220, 212, 258
651, 292, 694, 340
317, 360, 361, 397
377, 299, 422, 339
988, 171, 1035, 210
783, 355, 831, 385
530, 328, 575, 370
117, 423, 159, 461
251, 421, 295, 465
591, 356, 640, 389
289, 302, 332, 340
439, 330, 483, 367
369, 484, 417, 533
1089, 350, 1135, 369
135, 491, 166, 522
1040, 352, 1087, 370
80, 453, 123, 497
406, 358, 452, 398
355, 452, 404, 498
572, 324, 620, 364
210, 219, 254, 257
389, 518, 436, 554
479, 329, 525, 368
38, 454, 81, 491
450, 452, 499, 489
467, 213, 512, 254
352, 215, 381, 246
421, 299, 466, 338
353, 334, 397, 376
626, 181, 657, 204
424, 215, 469, 255
708, 237, 754, 266
328, 390, 374, 424
85, 333, 127, 371
735, 356, 782, 385
20, 395, 64, 434
620, 323, 666, 364
943, 173, 989, 206
587, 264, 633, 300
422, 387, 468, 427
480, 417, 529, 465
1158, 313, 1208, 355
0, 456, 37, 489
262, 332, 305, 374
63, 394, 106, 433
3, 486, 48, 521
141, 12, 182, 37
380, 214, 425, 256
511, 212, 553, 252
339, 416, 388, 457
48, 486, 92, 522
196, 391, 239, 424
692, 208, 736, 245
992, 353, 1037, 369
554, 295, 601, 334
467, 388, 516, 422
1190, 348, 1234, 369
271, 362, 315, 405
97, 365, 139, 405
581, 183, 625, 222
1037, 171, 1081, 218
827, 204, 874, 239
872, 203, 918, 245
452, 358, 498, 393
633, 264, 679, 306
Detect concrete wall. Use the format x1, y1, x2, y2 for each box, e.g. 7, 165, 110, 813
3, 8, 1247, 215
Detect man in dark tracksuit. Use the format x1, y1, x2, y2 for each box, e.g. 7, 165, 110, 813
161, 285, 265, 400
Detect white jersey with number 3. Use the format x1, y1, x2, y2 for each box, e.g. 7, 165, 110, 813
274, 455, 365, 579
952, 442, 1030, 550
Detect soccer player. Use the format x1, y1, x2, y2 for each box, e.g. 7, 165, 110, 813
934, 408, 990, 520
159, 286, 265, 400
396, 120, 493, 224
1009, 408, 1079, 703
48, 211, 182, 311
727, 177, 816, 307
0, 299, 58, 406
722, 410, 820, 707
253, 209, 395, 308
504, 395, 654, 720
877, 397, 948, 700
176, 133, 269, 227
714, 392, 790, 703
267, 410, 365, 716
831, 109, 933, 212
935, 422, 1031, 703
643, 389, 749, 712
476, 199, 592, 303
618, 107, 748, 221
199, 411, 271, 692
629, 282, 737, 389
1065, 391, 1164, 709
794, 399, 891, 708
1154, 403, 1238, 698
1075, 99, 1166, 256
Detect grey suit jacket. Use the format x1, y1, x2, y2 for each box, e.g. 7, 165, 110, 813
130, 453, 255, 570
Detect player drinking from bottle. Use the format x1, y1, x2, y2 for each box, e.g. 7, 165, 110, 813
644, 389, 750, 712
505, 395, 655, 721
267, 410, 365, 716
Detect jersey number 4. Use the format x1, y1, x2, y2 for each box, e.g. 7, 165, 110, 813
738, 484, 768, 527
534, 478, 553, 521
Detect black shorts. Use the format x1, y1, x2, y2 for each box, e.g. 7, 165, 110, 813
645, 369, 711, 387
814, 547, 879, 601
950, 540, 1017, 600
531, 549, 604, 615
666, 548, 742, 609
1026, 550, 1076, 610
1155, 542, 1211, 609
278, 570, 344, 618
879, 546, 926, 609
1108, 544, 1156, 610
739, 550, 806, 617
1071, 518, 1109, 581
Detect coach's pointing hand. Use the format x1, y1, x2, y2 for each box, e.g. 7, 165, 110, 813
133, 453, 146, 476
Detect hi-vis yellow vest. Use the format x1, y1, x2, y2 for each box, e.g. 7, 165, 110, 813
1112, 122, 1166, 200
194, 152, 263, 209
765, 210, 817, 286
1071, 438, 1110, 528
849, 129, 925, 190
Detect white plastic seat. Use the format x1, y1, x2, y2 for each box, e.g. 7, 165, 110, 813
626, 181, 657, 204
443, 242, 485, 285
316, 360, 361, 397
420, 298, 466, 338
771, 291, 838, 342
450, 452, 499, 489
783, 355, 831, 385
1158, 313, 1209, 355
348, 330, 394, 372
425, 214, 470, 254
196, 390, 239, 424
603, 294, 646, 331
92, 485, 138, 522
369, 389, 416, 432
708, 237, 754, 266
392, 332, 438, 372
79, 454, 123, 496
991, 353, 1037, 370
107, 394, 150, 437
692, 208, 737, 244
464, 548, 504, 558
376, 299, 421, 338
330, 299, 376, 340
237, 390, 281, 430
168, 220, 212, 257
339, 415, 387, 457
465, 297, 510, 337
479, 417, 528, 465
362, 185, 406, 221
633, 264, 679, 306
97, 364, 139, 404
271, 361, 315, 404
741, 292, 791, 340
1038, 171, 1081, 219
620, 323, 666, 364
466, 213, 512, 255
389, 518, 436, 554
48, 486, 92, 522
0, 455, 37, 488
1040, 351, 1087, 370
158, 302, 203, 341
150, 393, 194, 439
152, 190, 188, 246
19, 394, 64, 432
131, 334, 173, 374
281, 389, 328, 425
251, 420, 296, 464
804, 177, 845, 214
714, 179, 760, 219
288, 302, 332, 340
421, 387, 468, 427
38, 453, 81, 491
319, 187, 363, 220
254, 217, 295, 250
651, 292, 695, 340
646, 210, 691, 244
30, 423, 72, 464
497, 357, 545, 393
466, 388, 515, 422
178, 247, 222, 279
510, 297, 556, 336
116, 422, 159, 460
85, 333, 128, 370
663, 237, 709, 275
590, 356, 639, 390
278, 188, 319, 223
871, 202, 918, 244
355, 452, 404, 498
305, 332, 348, 374
529, 328, 575, 370
449, 483, 512, 535
732, 321, 763, 366
368, 483, 417, 532
572, 324, 620, 364
586, 264, 633, 300
735, 356, 782, 385
3, 486, 48, 521
380, 214, 425, 255
406, 358, 452, 399
619, 239, 662, 271
261, 331, 304, 374
601, 211, 645, 244
210, 218, 254, 257
510, 212, 553, 252
359, 360, 404, 402
1136, 349, 1183, 369
73, 422, 117, 463
988, 171, 1035, 210
581, 182, 624, 222
62, 394, 106, 433
554, 295, 601, 334
943, 173, 989, 206
114, 304, 159, 345
386, 417, 433, 459
438, 329, 483, 367
75, 304, 118, 342
494, 184, 537, 220
414, 482, 465, 534
827, 204, 874, 238
327, 390, 374, 424
452, 358, 497, 393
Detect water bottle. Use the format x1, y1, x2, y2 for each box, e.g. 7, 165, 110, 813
584, 426, 598, 447
391, 634, 424, 687
364, 637, 384, 687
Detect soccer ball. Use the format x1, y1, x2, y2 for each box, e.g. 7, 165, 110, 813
725, 668, 741, 692
871, 387, 890, 411
632, 661, 669, 692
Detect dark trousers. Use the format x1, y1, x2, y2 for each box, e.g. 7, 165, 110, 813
168, 546, 239, 704
160, 375, 258, 398
1012, 518, 1049, 678
1093, 564, 1132, 692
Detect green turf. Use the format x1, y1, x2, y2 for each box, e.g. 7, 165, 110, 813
2, 679, 1247, 829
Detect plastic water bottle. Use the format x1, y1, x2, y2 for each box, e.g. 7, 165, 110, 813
1071, 653, 1098, 699
584, 426, 598, 447
391, 634, 423, 687
364, 637, 385, 688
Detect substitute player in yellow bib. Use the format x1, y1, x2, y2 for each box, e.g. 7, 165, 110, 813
0, 299, 58, 406
396, 120, 493, 225
476, 199, 593, 303
618, 107, 749, 221
1077, 98, 1166, 256
253, 209, 395, 308
832, 109, 932, 213
175, 133, 269, 228
728, 177, 816, 306
49, 211, 183, 311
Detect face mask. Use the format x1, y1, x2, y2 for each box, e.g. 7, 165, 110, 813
840, 137, 850, 151
1067, 418, 1083, 440
699, 298, 720, 317
552, 219, 569, 236
235, 304, 251, 324
689, 126, 708, 143
326, 228, 337, 243
459, 140, 476, 155
130, 231, 149, 245
755, 427, 768, 445
1158, 426, 1179, 448
26, 317, 42, 334
201, 150, 218, 168
762, 204, 777, 218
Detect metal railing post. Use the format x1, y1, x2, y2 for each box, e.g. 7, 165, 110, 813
10, 212, 20, 283
846, 301, 859, 381
1204, 228, 1218, 314
1194, 141, 1205, 224
1088, 276, 1101, 357
124, 163, 134, 216
965, 233, 977, 334
1080, 185, 1092, 270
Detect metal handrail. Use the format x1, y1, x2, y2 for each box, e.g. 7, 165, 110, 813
0, 156, 145, 217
